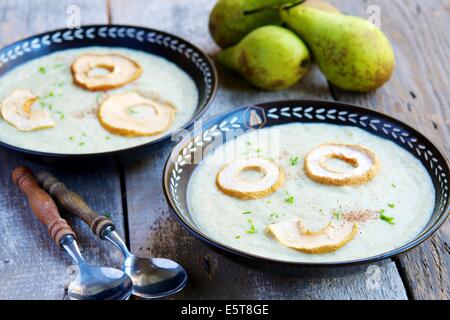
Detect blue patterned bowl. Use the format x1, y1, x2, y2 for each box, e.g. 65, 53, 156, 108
0, 25, 217, 161
163, 100, 449, 270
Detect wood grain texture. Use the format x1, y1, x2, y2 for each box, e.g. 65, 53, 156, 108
327, 0, 450, 300
12, 167, 76, 246
36, 171, 115, 239
109, 0, 407, 299
0, 0, 126, 300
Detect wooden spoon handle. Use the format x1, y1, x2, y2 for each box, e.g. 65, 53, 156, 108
36, 171, 114, 238
12, 166, 75, 247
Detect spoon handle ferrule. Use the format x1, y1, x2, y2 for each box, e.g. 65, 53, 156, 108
12, 166, 76, 247
36, 171, 115, 239
60, 234, 86, 265
103, 227, 132, 258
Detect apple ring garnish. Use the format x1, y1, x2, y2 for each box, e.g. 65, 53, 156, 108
98, 91, 176, 137
305, 143, 379, 185
71, 53, 142, 91
0, 89, 54, 131
267, 219, 358, 254
216, 158, 285, 199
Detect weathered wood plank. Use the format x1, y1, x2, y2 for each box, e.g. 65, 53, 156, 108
0, 0, 126, 300
110, 0, 407, 299
327, 0, 450, 300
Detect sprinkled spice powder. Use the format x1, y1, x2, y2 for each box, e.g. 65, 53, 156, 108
342, 209, 379, 224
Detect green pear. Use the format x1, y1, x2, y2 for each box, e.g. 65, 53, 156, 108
209, 0, 295, 48
217, 26, 310, 91
280, 5, 395, 92
302, 0, 340, 14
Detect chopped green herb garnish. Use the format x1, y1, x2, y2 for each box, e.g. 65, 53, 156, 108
285, 195, 294, 204
242, 211, 252, 215
103, 212, 111, 218
380, 212, 395, 224
379, 209, 385, 214
245, 218, 257, 234
388, 203, 395, 208
266, 200, 271, 204
53, 63, 65, 69
289, 156, 299, 166
79, 142, 85, 146
269, 212, 280, 220
235, 235, 241, 239
391, 183, 397, 188
105, 136, 111, 140
246, 224, 257, 234
256, 148, 261, 153
40, 91, 56, 100
69, 136, 75, 141
38, 67, 46, 74
332, 210, 341, 220
54, 110, 64, 120
81, 132, 86, 137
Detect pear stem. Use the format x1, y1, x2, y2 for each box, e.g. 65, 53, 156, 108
243, 0, 305, 15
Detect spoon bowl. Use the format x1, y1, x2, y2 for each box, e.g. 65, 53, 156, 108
68, 265, 133, 300
123, 257, 187, 299
104, 227, 188, 298
62, 235, 134, 300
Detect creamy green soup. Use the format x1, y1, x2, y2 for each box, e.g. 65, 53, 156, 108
0, 47, 198, 154
187, 123, 435, 262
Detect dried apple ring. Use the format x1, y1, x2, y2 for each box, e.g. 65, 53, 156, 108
305, 143, 379, 185
267, 219, 358, 254
71, 53, 142, 91
216, 158, 285, 199
0, 89, 54, 131
98, 91, 176, 137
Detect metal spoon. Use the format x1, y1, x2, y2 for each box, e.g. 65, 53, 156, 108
61, 235, 133, 300
12, 167, 133, 300
37, 171, 188, 299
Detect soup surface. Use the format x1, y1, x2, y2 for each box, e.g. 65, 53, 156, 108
187, 123, 435, 262
0, 47, 198, 153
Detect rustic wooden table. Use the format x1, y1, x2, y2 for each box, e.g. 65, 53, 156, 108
0, 0, 448, 300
